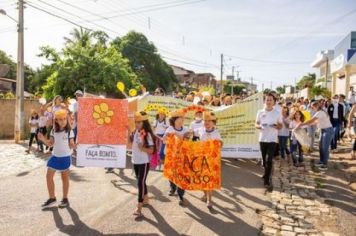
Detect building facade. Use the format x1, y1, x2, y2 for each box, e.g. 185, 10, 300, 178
311, 50, 334, 90
330, 31, 356, 96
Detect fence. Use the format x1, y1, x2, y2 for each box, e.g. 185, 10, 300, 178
0, 99, 41, 139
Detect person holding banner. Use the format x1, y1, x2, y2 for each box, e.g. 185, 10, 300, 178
255, 93, 282, 191
296, 101, 334, 171
163, 109, 192, 206
289, 110, 305, 167
129, 111, 156, 217
37, 109, 75, 209
198, 111, 222, 208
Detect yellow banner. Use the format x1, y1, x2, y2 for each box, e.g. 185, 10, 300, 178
163, 134, 221, 190
129, 93, 263, 158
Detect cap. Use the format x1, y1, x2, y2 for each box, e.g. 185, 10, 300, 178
74, 90, 83, 96
169, 109, 185, 118
203, 111, 216, 121
134, 112, 148, 122
54, 109, 68, 119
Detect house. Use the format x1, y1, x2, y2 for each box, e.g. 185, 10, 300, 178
311, 50, 334, 90
170, 65, 217, 91
170, 65, 195, 86
0, 77, 16, 93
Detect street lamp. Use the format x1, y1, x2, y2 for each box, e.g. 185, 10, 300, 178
0, 9, 18, 23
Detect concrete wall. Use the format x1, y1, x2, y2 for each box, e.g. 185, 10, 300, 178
0, 99, 41, 139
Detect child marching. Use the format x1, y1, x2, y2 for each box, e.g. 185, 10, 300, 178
163, 109, 192, 206
129, 111, 156, 217
198, 111, 222, 209
37, 109, 75, 208
190, 110, 204, 141
153, 109, 169, 170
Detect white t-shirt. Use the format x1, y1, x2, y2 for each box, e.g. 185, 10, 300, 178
332, 102, 339, 119
348, 91, 355, 104
190, 120, 204, 137
38, 116, 48, 128
50, 129, 74, 157
256, 108, 282, 143
132, 130, 154, 164
198, 128, 222, 141
164, 126, 189, 138
29, 117, 39, 133
154, 120, 169, 135
313, 110, 332, 129
278, 117, 290, 137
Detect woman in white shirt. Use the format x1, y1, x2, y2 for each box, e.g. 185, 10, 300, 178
27, 109, 39, 153
129, 111, 156, 217
296, 101, 334, 170
198, 111, 222, 209
163, 109, 191, 206
278, 106, 291, 160
153, 110, 169, 170
255, 93, 282, 191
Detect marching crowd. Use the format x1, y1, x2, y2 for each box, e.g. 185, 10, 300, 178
25, 86, 356, 218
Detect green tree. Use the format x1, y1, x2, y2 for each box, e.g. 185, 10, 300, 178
39, 28, 138, 99
311, 85, 331, 98
0, 50, 36, 93
276, 86, 285, 94
112, 31, 178, 92
223, 81, 245, 95
297, 73, 316, 90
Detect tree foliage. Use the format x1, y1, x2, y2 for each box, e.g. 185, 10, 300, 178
223, 81, 245, 95
0, 50, 36, 93
112, 31, 177, 92
297, 73, 316, 90
39, 28, 138, 99
275, 86, 285, 94
311, 85, 331, 98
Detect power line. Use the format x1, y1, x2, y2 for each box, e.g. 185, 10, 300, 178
224, 54, 309, 65
25, 2, 219, 70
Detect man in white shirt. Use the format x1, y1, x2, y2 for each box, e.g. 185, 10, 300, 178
348, 86, 355, 105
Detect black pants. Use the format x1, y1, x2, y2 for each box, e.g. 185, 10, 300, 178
134, 163, 150, 203
29, 132, 38, 148
38, 127, 47, 151
169, 181, 185, 200
260, 142, 277, 185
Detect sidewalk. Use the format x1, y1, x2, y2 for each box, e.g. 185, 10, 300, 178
259, 141, 356, 236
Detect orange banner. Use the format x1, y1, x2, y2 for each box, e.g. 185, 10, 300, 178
163, 134, 221, 190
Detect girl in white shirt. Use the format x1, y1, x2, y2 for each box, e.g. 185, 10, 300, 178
198, 111, 222, 208
154, 110, 169, 170
290, 110, 305, 167
129, 111, 156, 217
163, 109, 191, 206
38, 107, 48, 152
27, 109, 39, 153
37, 109, 75, 209
190, 111, 204, 141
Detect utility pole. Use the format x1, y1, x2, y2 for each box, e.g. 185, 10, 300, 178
270, 81, 273, 90
262, 83, 264, 92
325, 57, 329, 89
232, 66, 235, 79
250, 77, 254, 93
14, 0, 24, 143
220, 53, 223, 94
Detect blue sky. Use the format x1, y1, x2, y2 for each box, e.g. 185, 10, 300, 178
0, 0, 355, 91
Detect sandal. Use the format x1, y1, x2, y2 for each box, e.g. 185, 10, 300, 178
133, 210, 143, 217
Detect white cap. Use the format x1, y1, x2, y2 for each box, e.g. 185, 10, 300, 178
74, 90, 83, 96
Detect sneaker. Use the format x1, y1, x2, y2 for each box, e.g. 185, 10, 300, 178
319, 165, 328, 171
168, 190, 176, 196
179, 199, 186, 206
314, 162, 323, 167
58, 198, 69, 208
42, 198, 56, 208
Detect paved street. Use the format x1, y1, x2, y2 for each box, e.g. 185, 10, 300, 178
1, 141, 355, 236
0, 142, 270, 236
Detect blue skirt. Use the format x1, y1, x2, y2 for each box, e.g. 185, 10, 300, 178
47, 155, 71, 172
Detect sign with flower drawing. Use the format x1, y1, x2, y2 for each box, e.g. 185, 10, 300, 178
77, 97, 128, 168
163, 134, 221, 190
